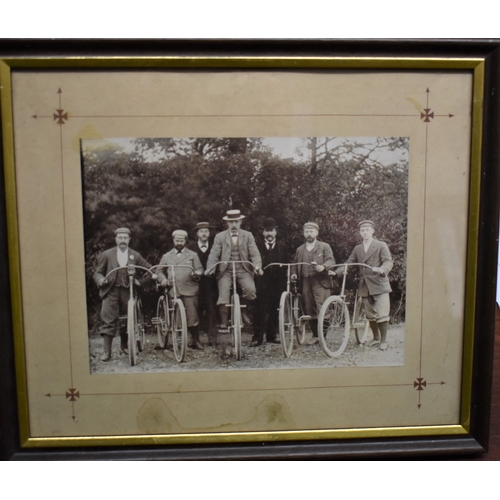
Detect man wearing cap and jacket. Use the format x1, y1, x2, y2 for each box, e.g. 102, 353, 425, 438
205, 209, 263, 333
93, 227, 163, 361
251, 217, 288, 346
189, 222, 218, 346
159, 230, 205, 350
291, 222, 335, 344
334, 220, 393, 350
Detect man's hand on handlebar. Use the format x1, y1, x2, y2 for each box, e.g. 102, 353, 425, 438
98, 278, 108, 287
371, 266, 386, 275
255, 267, 264, 276
311, 261, 325, 273
160, 278, 172, 288
191, 272, 202, 282
291, 274, 298, 283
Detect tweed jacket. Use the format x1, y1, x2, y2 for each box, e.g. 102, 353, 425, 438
292, 240, 335, 289
206, 229, 262, 278
158, 248, 204, 297
93, 247, 154, 299
337, 238, 393, 296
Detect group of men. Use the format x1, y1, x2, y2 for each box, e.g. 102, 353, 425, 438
93, 209, 393, 361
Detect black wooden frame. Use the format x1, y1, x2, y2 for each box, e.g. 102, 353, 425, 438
0, 38, 498, 460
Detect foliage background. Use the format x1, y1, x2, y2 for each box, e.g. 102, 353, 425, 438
82, 137, 409, 331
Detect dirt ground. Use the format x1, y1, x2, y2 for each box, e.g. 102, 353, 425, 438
89, 323, 405, 374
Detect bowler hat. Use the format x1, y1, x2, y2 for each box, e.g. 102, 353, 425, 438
262, 217, 277, 230
223, 209, 245, 221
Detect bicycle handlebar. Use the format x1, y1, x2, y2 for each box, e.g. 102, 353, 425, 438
327, 263, 375, 274
263, 262, 315, 270
205, 260, 260, 275
102, 264, 159, 282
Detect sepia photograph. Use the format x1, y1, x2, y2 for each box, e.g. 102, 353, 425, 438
82, 136, 408, 374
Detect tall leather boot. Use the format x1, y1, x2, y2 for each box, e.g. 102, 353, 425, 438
218, 304, 229, 332
240, 298, 252, 326
378, 321, 389, 351
100, 334, 113, 361
190, 325, 204, 350
120, 333, 129, 355
368, 321, 380, 347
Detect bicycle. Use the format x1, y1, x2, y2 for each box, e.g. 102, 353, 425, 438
101, 264, 159, 366
263, 262, 313, 357
205, 260, 260, 360
317, 263, 374, 358
151, 264, 197, 363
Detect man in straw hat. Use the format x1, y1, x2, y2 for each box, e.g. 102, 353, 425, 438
333, 220, 393, 350
159, 229, 205, 350
205, 209, 263, 334
189, 222, 218, 346
291, 222, 335, 344
93, 227, 164, 361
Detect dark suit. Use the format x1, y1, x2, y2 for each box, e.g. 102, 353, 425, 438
253, 239, 288, 342
93, 247, 152, 337
189, 241, 218, 340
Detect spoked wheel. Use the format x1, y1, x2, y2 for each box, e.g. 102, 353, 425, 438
279, 292, 294, 357
172, 299, 187, 362
353, 292, 369, 345
293, 294, 307, 345
318, 296, 351, 358
127, 299, 138, 366
136, 298, 146, 352
156, 295, 169, 348
231, 294, 242, 360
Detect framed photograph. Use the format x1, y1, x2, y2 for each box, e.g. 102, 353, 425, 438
1, 39, 499, 460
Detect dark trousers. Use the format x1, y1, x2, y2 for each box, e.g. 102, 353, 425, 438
198, 278, 218, 340
253, 283, 281, 342
99, 286, 129, 337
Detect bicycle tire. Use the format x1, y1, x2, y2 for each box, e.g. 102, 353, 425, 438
127, 299, 138, 366
156, 295, 169, 348
279, 292, 294, 357
136, 298, 146, 352
293, 294, 307, 345
231, 294, 242, 360
318, 296, 351, 358
172, 298, 187, 362
353, 292, 369, 344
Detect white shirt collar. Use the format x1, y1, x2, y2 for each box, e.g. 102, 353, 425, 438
117, 247, 128, 266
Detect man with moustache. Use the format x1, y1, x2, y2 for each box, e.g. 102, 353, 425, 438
333, 220, 393, 350
93, 227, 165, 361
189, 222, 219, 346
205, 209, 263, 334
291, 222, 335, 344
251, 217, 288, 346
159, 229, 205, 350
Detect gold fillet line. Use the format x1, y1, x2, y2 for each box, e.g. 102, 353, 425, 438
22, 424, 468, 448
0, 60, 31, 445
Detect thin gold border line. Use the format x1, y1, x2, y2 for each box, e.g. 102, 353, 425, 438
1, 57, 484, 70
460, 61, 485, 432
0, 61, 31, 444
22, 424, 468, 449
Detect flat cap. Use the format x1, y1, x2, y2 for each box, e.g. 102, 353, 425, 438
358, 220, 375, 228
303, 222, 319, 231
114, 227, 131, 236
172, 229, 188, 238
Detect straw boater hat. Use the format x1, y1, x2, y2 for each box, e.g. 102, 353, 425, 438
172, 229, 188, 239
303, 222, 319, 231
358, 220, 375, 228
223, 209, 245, 221
114, 227, 131, 236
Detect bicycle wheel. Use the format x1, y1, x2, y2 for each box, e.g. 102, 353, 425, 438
156, 295, 169, 348
293, 294, 307, 345
353, 292, 369, 345
127, 299, 138, 366
136, 298, 146, 352
231, 294, 242, 360
172, 298, 187, 362
279, 292, 294, 357
318, 296, 351, 358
